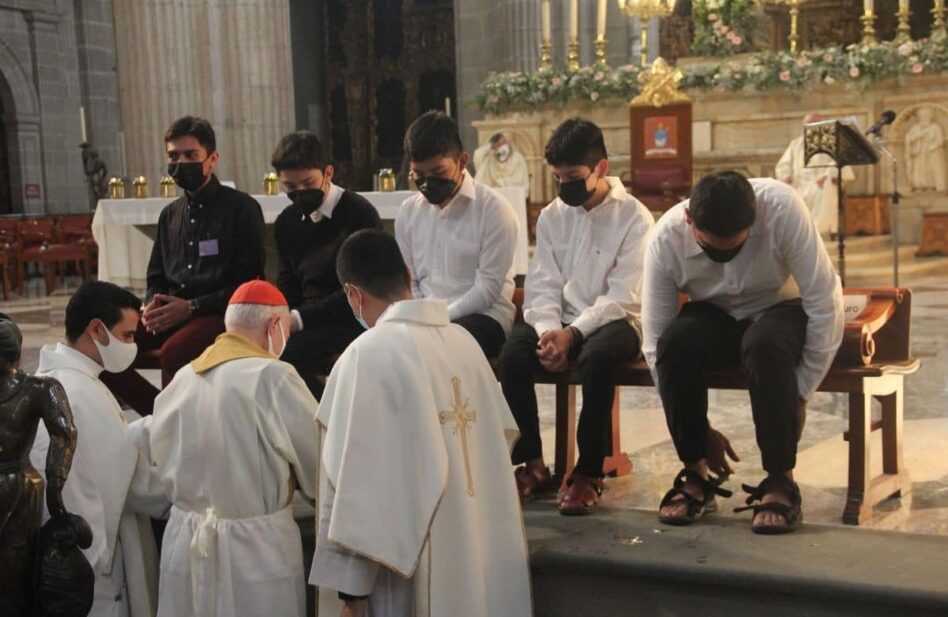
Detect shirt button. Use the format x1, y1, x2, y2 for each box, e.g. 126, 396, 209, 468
190, 219, 195, 224
189, 241, 194, 246
188, 264, 193, 269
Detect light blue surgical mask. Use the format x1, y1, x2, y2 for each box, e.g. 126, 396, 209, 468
347, 285, 370, 330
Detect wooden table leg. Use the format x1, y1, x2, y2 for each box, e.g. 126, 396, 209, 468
843, 391, 873, 525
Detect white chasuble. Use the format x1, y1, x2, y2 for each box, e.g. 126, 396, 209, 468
311, 298, 532, 617
30, 343, 167, 617
149, 337, 320, 617
776, 135, 854, 236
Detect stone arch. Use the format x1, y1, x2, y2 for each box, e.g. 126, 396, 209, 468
0, 40, 43, 213
885, 102, 948, 196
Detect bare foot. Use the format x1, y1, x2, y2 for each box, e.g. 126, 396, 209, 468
659, 462, 708, 520
754, 473, 795, 529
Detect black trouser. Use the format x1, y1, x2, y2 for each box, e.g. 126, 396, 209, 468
655, 300, 808, 475
281, 322, 364, 399
499, 319, 640, 478
453, 313, 507, 358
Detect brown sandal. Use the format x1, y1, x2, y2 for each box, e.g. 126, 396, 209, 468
514, 465, 556, 504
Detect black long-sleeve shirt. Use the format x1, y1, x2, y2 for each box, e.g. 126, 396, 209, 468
146, 176, 265, 315
274, 189, 381, 326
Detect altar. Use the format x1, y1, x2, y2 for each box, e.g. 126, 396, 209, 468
92, 187, 529, 289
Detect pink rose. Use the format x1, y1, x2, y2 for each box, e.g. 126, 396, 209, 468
731, 35, 742, 46
911, 63, 924, 74
594, 71, 605, 80
720, 25, 730, 34
898, 42, 913, 56
551, 77, 562, 86
779, 70, 791, 82
849, 66, 860, 78
823, 52, 834, 62
590, 91, 600, 101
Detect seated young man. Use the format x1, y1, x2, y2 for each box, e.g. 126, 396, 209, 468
310, 229, 531, 617
498, 117, 655, 516
271, 130, 381, 397
101, 116, 265, 415
643, 171, 843, 534
395, 111, 519, 357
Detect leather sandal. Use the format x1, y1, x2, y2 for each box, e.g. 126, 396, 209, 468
658, 468, 733, 526
514, 465, 556, 504
733, 475, 802, 535
558, 473, 603, 516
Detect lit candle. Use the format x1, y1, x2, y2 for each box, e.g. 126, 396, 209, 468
79, 106, 87, 143
899, 0, 908, 9
445, 97, 451, 118
597, 0, 607, 38
541, 0, 551, 41
863, 0, 873, 13
570, 0, 578, 40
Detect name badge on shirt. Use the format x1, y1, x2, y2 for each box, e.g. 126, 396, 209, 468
199, 239, 220, 257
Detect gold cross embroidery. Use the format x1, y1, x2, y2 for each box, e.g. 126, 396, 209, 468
439, 376, 477, 497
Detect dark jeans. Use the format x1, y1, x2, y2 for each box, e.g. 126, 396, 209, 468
453, 313, 506, 358
280, 322, 364, 399
101, 314, 226, 416
655, 300, 808, 475
499, 319, 640, 478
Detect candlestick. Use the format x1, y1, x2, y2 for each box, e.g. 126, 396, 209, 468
79, 106, 87, 143
569, 0, 578, 40
863, 0, 873, 13
595, 35, 607, 66
861, 10, 876, 44
567, 37, 580, 72
934, 0, 946, 33
896, 3, 911, 42
445, 97, 451, 118
788, 0, 800, 54
541, 0, 551, 41
597, 0, 607, 38
639, 21, 650, 67
540, 39, 553, 69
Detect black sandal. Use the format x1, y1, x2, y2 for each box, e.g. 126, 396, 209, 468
733, 475, 803, 535
658, 468, 733, 526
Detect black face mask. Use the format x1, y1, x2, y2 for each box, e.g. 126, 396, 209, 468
167, 161, 208, 192
418, 175, 458, 206
557, 174, 595, 207
699, 241, 746, 263
288, 188, 325, 218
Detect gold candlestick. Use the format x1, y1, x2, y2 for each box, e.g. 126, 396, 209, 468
934, 1, 946, 33
567, 37, 580, 72
594, 35, 607, 66
639, 25, 650, 66
788, 0, 801, 53
861, 10, 876, 44
896, 6, 911, 42
540, 39, 552, 69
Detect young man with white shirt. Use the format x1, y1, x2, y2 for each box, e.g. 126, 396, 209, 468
272, 131, 382, 397
30, 281, 169, 617
643, 171, 844, 534
395, 111, 519, 357
499, 118, 655, 515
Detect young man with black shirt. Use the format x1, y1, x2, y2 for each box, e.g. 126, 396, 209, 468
101, 116, 265, 415
272, 131, 381, 397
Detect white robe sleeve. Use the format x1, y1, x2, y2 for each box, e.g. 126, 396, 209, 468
311, 480, 381, 596
126, 416, 172, 519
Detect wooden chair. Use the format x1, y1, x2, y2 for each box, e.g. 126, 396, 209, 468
0, 218, 21, 298
18, 218, 92, 296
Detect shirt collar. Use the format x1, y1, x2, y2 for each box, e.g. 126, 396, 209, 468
310, 182, 343, 223
376, 298, 450, 328
187, 174, 221, 207
437, 171, 476, 211
37, 342, 104, 378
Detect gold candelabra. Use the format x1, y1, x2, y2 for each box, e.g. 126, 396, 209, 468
540, 39, 552, 69
617, 0, 675, 66
861, 10, 877, 44
567, 37, 580, 72
594, 35, 607, 66
788, 0, 801, 53
934, 1, 946, 33
896, 5, 911, 42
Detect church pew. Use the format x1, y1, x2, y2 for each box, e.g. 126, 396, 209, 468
506, 288, 919, 526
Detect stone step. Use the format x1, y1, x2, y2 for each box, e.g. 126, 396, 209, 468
845, 254, 948, 287
830, 245, 917, 269
526, 506, 948, 617
824, 234, 893, 255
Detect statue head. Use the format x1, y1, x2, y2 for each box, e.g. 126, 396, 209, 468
917, 107, 933, 124
0, 313, 22, 372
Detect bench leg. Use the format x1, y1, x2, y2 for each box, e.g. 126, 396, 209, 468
879, 384, 910, 499
843, 392, 873, 525
602, 386, 632, 478
553, 383, 576, 488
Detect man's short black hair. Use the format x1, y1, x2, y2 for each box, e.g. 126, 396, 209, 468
65, 281, 142, 343
404, 111, 463, 162
337, 229, 410, 300
271, 130, 329, 171
688, 171, 757, 238
489, 132, 505, 145
164, 116, 216, 153
545, 117, 607, 168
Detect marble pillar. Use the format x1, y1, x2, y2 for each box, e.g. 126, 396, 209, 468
113, 0, 295, 194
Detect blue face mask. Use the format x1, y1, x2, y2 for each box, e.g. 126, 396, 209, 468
347, 285, 370, 330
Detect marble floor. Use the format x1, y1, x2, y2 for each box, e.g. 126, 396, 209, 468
5, 274, 948, 538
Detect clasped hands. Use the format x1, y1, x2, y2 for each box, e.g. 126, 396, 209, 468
141, 294, 191, 335
536, 328, 575, 373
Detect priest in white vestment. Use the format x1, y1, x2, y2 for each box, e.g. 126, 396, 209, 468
311, 229, 532, 617
474, 132, 530, 198
776, 112, 855, 236
148, 280, 320, 617
30, 281, 169, 617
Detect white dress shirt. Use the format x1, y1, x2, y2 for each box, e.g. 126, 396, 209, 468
642, 177, 844, 399
524, 176, 655, 340
395, 171, 518, 333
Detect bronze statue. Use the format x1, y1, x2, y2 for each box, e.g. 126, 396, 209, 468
80, 142, 108, 209
0, 315, 89, 616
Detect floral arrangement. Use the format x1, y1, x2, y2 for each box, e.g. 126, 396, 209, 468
474, 33, 948, 115
692, 0, 763, 57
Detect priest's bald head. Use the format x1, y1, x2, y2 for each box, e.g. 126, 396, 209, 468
224, 280, 292, 356
337, 229, 412, 328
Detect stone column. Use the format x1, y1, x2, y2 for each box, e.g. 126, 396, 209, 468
113, 0, 296, 193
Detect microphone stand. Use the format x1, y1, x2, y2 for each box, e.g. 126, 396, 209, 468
872, 135, 900, 287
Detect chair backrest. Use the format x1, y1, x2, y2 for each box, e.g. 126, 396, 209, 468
19, 218, 56, 246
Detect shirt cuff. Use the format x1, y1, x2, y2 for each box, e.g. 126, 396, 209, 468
291, 309, 304, 331
531, 319, 561, 337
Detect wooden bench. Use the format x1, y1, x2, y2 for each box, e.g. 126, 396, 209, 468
513, 287, 919, 526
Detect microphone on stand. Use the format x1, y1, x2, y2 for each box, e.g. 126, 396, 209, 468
866, 110, 896, 137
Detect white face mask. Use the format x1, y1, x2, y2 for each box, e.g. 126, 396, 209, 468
268, 320, 287, 358
496, 144, 511, 161
92, 324, 138, 373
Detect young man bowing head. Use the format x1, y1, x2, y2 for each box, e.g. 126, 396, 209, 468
311, 229, 531, 617
498, 117, 654, 515
395, 111, 519, 357
148, 280, 319, 617
643, 171, 844, 534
